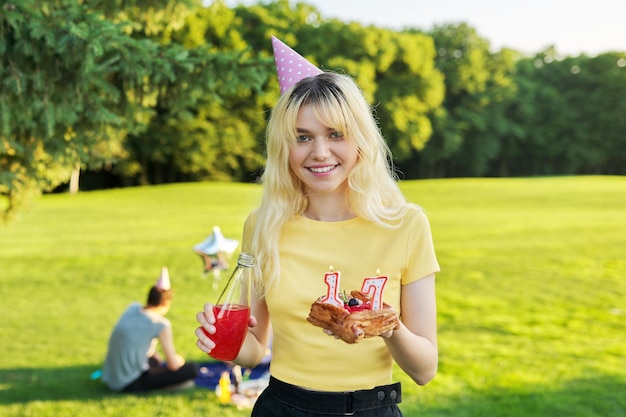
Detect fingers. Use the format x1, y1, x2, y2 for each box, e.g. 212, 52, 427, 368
195, 327, 215, 354
248, 315, 258, 329
352, 324, 364, 339
197, 303, 216, 325
323, 328, 340, 339
175, 354, 185, 366
380, 329, 394, 339
195, 311, 214, 330
195, 303, 217, 354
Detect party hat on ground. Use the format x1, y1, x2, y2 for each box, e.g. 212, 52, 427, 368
156, 266, 171, 290
271, 35, 322, 95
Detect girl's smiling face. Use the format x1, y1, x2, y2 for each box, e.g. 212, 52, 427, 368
288, 104, 359, 197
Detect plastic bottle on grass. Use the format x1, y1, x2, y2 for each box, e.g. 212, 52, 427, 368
217, 371, 232, 404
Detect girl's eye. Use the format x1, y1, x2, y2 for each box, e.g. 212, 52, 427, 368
296, 135, 311, 143
330, 131, 344, 139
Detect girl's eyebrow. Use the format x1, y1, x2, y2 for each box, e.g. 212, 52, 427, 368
296, 127, 335, 134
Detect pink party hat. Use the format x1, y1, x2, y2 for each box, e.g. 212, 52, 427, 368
156, 266, 171, 290
271, 35, 322, 95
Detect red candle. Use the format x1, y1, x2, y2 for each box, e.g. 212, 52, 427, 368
320, 266, 343, 307
360, 271, 388, 310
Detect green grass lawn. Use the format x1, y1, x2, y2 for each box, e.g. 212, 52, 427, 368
1, 176, 624, 417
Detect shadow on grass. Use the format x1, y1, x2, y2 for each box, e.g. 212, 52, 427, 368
2, 365, 625, 417
0, 364, 202, 404
0, 365, 110, 404
403, 374, 626, 417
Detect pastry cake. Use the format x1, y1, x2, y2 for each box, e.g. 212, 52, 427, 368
307, 290, 400, 344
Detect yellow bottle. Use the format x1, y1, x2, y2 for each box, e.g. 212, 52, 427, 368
217, 371, 231, 405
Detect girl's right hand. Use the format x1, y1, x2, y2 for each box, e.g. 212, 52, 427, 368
195, 303, 217, 354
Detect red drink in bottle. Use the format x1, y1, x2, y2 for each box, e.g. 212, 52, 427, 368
203, 252, 255, 362
204, 304, 250, 361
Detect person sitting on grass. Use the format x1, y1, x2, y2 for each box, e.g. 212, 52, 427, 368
102, 267, 198, 392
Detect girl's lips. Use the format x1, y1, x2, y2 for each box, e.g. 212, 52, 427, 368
308, 165, 337, 173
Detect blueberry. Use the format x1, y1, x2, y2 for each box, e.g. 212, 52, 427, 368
348, 298, 359, 307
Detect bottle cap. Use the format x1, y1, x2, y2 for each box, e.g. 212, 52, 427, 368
237, 252, 255, 268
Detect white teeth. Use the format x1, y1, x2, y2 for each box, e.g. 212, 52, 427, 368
309, 166, 335, 173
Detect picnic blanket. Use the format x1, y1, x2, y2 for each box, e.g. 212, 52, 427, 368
194, 361, 270, 390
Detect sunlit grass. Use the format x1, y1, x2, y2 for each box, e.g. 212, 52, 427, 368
1, 176, 624, 416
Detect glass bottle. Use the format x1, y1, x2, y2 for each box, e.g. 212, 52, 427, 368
205, 252, 255, 361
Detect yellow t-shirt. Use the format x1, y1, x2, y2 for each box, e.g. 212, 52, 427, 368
247, 206, 439, 391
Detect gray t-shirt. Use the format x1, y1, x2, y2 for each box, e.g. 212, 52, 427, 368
102, 302, 168, 390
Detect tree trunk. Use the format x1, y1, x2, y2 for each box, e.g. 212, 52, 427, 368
69, 164, 80, 194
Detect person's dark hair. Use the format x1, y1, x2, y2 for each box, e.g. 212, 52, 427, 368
146, 286, 173, 307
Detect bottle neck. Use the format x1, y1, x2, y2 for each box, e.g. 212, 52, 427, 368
236, 252, 255, 268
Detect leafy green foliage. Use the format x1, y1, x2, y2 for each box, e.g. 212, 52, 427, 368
0, 0, 271, 219
1, 0, 625, 223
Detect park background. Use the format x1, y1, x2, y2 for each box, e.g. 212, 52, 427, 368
1, 1, 625, 416
2, 0, 625, 219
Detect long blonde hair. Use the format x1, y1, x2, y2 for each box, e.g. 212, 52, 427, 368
251, 72, 412, 293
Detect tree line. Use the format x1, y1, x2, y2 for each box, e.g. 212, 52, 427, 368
2, 0, 625, 220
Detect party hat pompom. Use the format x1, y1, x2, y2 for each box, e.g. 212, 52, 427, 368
156, 266, 171, 290
271, 36, 322, 95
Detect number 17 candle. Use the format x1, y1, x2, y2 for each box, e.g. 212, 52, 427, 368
319, 266, 343, 307
360, 270, 388, 310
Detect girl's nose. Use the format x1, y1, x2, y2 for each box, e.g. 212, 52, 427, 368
310, 138, 331, 160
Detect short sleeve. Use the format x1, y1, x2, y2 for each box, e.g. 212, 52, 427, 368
402, 207, 440, 285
